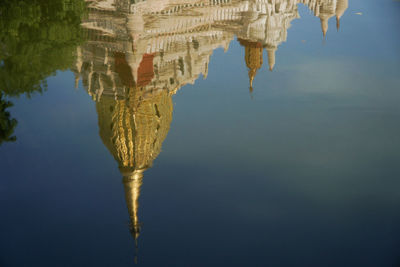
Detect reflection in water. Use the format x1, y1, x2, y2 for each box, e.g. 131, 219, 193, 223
72, 0, 349, 261
0, 0, 86, 144
95, 56, 173, 240
0, 92, 17, 145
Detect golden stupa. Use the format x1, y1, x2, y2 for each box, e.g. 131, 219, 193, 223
95, 52, 173, 242
238, 39, 263, 93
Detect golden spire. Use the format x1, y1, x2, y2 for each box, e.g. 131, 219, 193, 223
122, 169, 144, 241
248, 68, 256, 93
93, 51, 173, 262
238, 39, 263, 93
335, 0, 349, 31
122, 168, 144, 264
95, 88, 173, 262
336, 16, 340, 31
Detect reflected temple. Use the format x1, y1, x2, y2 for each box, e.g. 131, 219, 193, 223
72, 0, 348, 260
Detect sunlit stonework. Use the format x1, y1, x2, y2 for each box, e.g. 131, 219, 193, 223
73, 0, 348, 259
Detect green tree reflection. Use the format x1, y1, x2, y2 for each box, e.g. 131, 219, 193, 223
0, 93, 17, 145
0, 0, 86, 145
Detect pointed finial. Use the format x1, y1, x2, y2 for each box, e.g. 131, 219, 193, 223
248, 68, 257, 93
336, 16, 340, 31
224, 41, 230, 53
266, 47, 276, 72
320, 18, 328, 38
335, 0, 349, 29
74, 73, 80, 89
122, 169, 144, 248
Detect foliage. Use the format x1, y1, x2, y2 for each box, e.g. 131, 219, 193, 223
0, 0, 86, 97
0, 93, 17, 145
0, 0, 86, 145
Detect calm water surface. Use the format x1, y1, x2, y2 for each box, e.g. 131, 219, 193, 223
1, 0, 400, 266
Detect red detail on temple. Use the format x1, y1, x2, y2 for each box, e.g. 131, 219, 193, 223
137, 53, 155, 87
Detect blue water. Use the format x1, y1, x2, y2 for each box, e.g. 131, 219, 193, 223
1, 0, 400, 266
